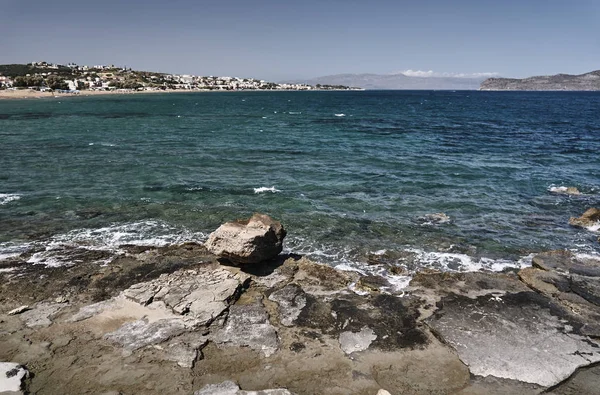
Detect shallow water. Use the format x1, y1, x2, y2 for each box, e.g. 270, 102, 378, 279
1, 91, 599, 275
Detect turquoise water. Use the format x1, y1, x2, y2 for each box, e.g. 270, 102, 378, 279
1, 91, 599, 272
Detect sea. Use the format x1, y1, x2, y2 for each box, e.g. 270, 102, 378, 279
1, 91, 599, 289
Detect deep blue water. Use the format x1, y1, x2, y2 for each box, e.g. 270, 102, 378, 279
1, 91, 599, 273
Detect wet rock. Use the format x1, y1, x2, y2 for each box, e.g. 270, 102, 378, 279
518, 267, 565, 296
518, 267, 600, 337
532, 250, 600, 277
193, 380, 294, 395
0, 362, 28, 394
427, 291, 600, 387
356, 275, 390, 292
366, 249, 418, 270
570, 274, 600, 306
205, 214, 286, 264
569, 208, 600, 231
293, 257, 354, 291
268, 284, 307, 327
338, 326, 377, 355
212, 302, 279, 357
549, 186, 581, 195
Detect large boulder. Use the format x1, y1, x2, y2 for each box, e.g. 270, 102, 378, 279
205, 214, 286, 264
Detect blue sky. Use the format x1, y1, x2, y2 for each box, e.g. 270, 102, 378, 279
2, 0, 599, 80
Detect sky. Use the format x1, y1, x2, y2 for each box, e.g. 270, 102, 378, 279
1, 0, 599, 81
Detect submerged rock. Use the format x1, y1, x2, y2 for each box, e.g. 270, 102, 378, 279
569, 208, 600, 231
549, 186, 581, 195
416, 212, 451, 225
205, 214, 286, 264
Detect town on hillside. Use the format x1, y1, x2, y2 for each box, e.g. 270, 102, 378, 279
0, 62, 358, 93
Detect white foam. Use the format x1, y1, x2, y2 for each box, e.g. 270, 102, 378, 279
0, 193, 21, 205
0, 242, 33, 262
253, 186, 281, 194
334, 113, 346, 117
585, 223, 600, 232
17, 220, 206, 267
406, 248, 531, 272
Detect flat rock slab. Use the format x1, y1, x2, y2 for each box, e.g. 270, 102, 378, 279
69, 266, 247, 354
427, 291, 600, 387
0, 362, 28, 394
104, 317, 188, 354
194, 380, 293, 395
211, 302, 278, 357
18, 301, 67, 328
123, 267, 248, 325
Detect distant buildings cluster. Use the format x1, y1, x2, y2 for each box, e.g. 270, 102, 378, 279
0, 61, 355, 92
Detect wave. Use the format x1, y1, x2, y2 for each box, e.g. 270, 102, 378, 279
334, 113, 346, 117
0, 220, 206, 267
0, 193, 21, 205
254, 186, 281, 194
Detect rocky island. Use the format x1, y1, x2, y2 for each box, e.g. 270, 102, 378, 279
480, 70, 600, 91
1, 212, 600, 394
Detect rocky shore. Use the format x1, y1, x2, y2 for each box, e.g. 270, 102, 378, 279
1, 215, 600, 394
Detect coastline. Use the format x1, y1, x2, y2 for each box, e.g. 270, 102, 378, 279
1, 236, 599, 394
0, 88, 361, 100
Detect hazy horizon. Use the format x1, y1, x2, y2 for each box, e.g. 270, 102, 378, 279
2, 0, 599, 81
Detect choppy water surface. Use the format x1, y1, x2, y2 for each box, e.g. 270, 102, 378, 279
1, 91, 599, 278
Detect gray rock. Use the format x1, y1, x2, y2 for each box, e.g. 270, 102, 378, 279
68, 299, 115, 322
19, 301, 66, 328
338, 326, 377, 355
570, 274, 600, 306
427, 291, 600, 387
123, 267, 247, 326
268, 284, 307, 327
212, 302, 278, 357
205, 214, 286, 264
0, 362, 28, 394
193, 380, 294, 395
104, 318, 187, 353
531, 250, 600, 277
161, 335, 208, 368
194, 380, 240, 395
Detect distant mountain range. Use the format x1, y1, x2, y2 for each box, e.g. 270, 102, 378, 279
286, 73, 488, 90
480, 71, 600, 91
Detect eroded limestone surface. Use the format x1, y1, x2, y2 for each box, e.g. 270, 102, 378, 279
427, 291, 600, 387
